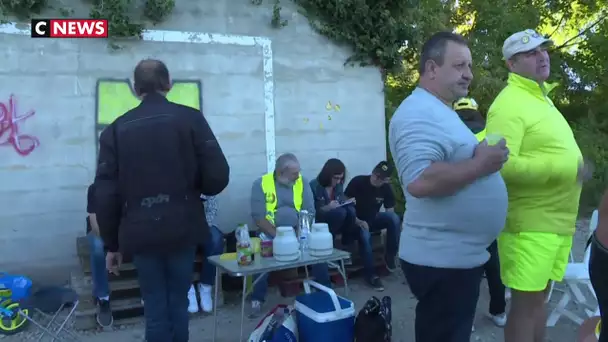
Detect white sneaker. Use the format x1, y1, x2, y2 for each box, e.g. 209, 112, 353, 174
198, 284, 213, 313
187, 285, 199, 313
249, 300, 262, 319
491, 313, 507, 327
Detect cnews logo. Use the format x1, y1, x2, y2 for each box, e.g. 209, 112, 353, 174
31, 19, 108, 38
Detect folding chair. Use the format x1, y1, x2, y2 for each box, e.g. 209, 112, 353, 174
547, 210, 600, 327
16, 286, 82, 341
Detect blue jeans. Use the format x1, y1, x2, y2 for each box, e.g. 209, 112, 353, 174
88, 233, 110, 298
133, 246, 196, 342
318, 205, 358, 245
359, 212, 400, 280
200, 225, 224, 286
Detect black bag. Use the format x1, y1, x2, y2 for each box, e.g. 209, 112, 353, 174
354, 296, 392, 342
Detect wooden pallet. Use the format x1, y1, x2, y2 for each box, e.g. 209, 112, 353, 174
73, 236, 228, 330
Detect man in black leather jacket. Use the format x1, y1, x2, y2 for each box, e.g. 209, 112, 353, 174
95, 59, 229, 342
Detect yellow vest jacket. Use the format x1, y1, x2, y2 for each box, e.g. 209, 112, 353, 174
486, 73, 582, 235
261, 172, 303, 224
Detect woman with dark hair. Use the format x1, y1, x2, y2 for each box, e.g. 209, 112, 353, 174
310, 158, 358, 246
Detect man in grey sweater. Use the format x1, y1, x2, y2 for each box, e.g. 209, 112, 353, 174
388, 32, 509, 342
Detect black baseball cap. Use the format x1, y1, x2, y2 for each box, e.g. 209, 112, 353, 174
372, 161, 392, 179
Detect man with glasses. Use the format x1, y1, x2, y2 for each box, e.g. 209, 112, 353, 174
344, 161, 400, 291
486, 29, 590, 342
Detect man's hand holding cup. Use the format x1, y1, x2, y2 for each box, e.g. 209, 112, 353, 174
474, 134, 509, 176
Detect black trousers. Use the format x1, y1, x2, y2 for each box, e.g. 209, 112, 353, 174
590, 235, 608, 342
484, 240, 506, 315
401, 260, 483, 342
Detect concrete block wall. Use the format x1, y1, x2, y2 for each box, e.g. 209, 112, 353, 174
0, 0, 386, 282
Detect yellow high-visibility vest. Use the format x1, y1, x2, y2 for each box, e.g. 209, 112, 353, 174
475, 128, 487, 142
261, 172, 303, 224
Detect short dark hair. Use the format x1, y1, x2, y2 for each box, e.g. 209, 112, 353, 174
317, 158, 346, 187
419, 32, 469, 75
133, 59, 171, 95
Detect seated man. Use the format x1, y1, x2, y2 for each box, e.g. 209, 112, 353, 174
86, 183, 113, 327
344, 161, 400, 291
187, 195, 224, 313
250, 153, 331, 317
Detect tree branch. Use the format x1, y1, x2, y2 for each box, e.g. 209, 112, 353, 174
548, 13, 567, 38
554, 11, 607, 50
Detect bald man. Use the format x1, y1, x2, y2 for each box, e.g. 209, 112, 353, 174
95, 59, 229, 342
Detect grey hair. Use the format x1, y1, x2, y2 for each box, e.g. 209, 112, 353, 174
275, 153, 299, 173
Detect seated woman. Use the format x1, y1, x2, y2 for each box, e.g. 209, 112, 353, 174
187, 195, 224, 314
309, 158, 357, 246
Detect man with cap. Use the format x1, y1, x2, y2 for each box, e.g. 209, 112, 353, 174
344, 161, 400, 291
486, 29, 591, 342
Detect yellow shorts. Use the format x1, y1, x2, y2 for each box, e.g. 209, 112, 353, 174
498, 231, 573, 292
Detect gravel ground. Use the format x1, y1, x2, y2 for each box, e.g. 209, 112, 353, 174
0, 219, 595, 341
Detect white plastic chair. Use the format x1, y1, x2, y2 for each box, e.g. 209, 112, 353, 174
547, 210, 600, 326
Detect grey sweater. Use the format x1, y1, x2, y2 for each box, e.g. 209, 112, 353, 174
389, 88, 508, 268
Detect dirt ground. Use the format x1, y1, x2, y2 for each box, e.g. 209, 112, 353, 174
2, 218, 593, 341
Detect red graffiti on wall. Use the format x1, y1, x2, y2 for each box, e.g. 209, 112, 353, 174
0, 95, 40, 156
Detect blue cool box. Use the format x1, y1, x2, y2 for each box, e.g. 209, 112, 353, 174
295, 281, 355, 342
0, 273, 32, 301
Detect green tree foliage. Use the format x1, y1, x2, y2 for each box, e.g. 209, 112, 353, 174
384, 0, 607, 214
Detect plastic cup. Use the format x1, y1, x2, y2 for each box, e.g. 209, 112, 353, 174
485, 133, 503, 146
251, 237, 261, 253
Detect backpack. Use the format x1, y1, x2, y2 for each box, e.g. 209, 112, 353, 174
354, 296, 392, 342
